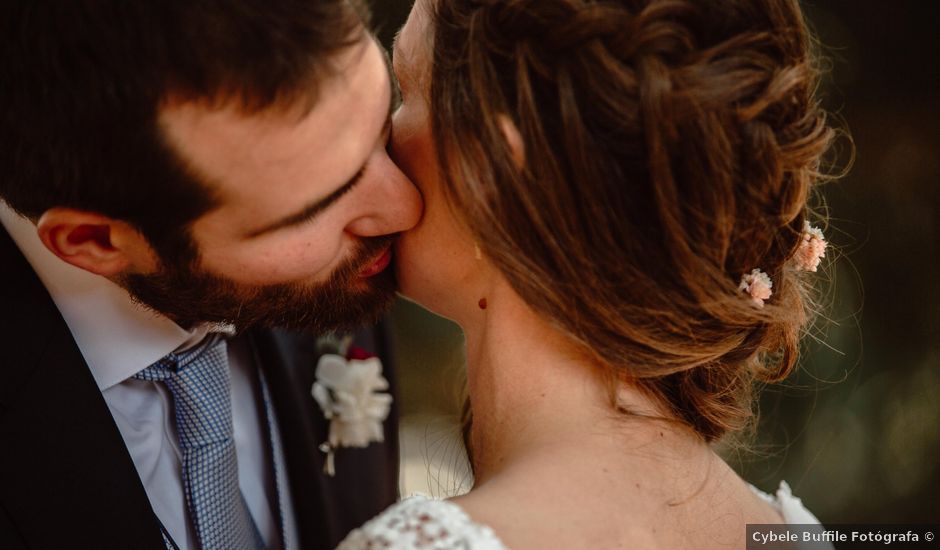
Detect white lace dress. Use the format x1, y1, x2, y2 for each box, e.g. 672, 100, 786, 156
336, 481, 825, 550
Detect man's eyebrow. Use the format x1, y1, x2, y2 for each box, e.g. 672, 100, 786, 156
245, 47, 396, 240
245, 166, 367, 239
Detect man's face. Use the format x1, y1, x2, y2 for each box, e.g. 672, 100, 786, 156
125, 35, 422, 332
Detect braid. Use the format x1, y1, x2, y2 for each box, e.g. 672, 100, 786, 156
431, 0, 837, 442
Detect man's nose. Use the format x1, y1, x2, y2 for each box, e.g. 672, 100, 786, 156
344, 153, 423, 237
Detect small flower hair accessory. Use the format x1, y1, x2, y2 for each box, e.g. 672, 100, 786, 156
794, 220, 827, 272
739, 268, 773, 307
312, 352, 392, 476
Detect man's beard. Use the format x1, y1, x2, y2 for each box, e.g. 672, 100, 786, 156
122, 236, 397, 333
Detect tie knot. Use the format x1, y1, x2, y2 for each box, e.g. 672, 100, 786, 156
135, 333, 227, 383
133, 332, 233, 449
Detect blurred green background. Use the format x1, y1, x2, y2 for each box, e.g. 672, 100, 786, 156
370, 0, 940, 522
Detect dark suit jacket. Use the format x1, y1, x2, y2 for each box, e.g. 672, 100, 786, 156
0, 227, 400, 550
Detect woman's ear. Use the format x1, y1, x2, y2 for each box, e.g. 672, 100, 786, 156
498, 114, 526, 169
36, 208, 159, 277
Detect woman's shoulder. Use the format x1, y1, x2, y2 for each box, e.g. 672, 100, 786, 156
338, 482, 821, 549
749, 480, 825, 525
338, 494, 508, 550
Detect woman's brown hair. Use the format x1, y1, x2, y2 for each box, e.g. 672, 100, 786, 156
429, 0, 837, 441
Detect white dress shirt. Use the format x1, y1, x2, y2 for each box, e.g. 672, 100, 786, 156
1, 204, 299, 550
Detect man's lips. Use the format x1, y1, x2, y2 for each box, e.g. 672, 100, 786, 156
358, 246, 393, 278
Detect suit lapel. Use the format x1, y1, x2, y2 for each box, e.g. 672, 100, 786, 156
247, 330, 335, 549
0, 228, 165, 549
249, 325, 399, 550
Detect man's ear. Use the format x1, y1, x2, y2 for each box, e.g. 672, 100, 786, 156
498, 115, 526, 169
36, 208, 159, 277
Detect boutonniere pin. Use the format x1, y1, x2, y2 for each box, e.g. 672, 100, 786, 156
311, 349, 392, 476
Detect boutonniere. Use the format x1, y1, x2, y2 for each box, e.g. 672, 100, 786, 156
311, 349, 392, 476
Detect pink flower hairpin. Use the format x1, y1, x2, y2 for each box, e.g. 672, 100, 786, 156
739, 268, 773, 307
794, 221, 827, 272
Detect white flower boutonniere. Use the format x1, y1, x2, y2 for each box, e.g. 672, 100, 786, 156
311, 353, 392, 476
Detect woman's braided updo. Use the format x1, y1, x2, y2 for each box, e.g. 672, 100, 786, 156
429, 0, 836, 441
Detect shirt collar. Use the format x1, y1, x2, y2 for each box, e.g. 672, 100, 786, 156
0, 203, 221, 390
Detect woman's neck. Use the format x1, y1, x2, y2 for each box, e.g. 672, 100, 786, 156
450, 284, 778, 550
459, 282, 681, 486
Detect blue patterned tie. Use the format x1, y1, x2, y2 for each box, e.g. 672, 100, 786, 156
135, 334, 264, 550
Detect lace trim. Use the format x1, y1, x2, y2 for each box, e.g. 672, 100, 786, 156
341, 483, 820, 549
337, 495, 507, 550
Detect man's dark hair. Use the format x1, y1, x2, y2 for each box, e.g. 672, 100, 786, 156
1, 0, 368, 262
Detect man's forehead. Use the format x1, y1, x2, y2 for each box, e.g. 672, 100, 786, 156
157, 36, 385, 162
163, 35, 393, 236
